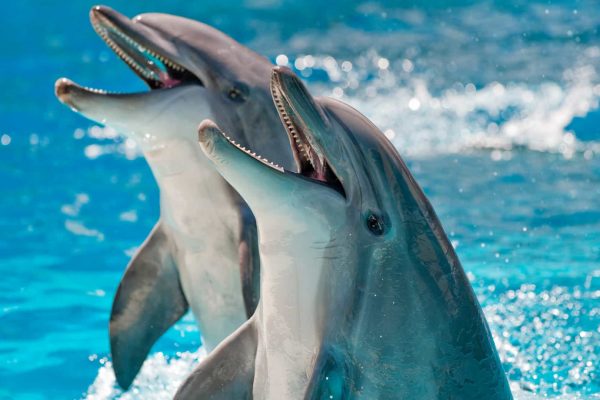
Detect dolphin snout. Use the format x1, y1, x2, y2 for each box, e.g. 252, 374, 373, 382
197, 119, 221, 155
89, 5, 122, 29
54, 78, 78, 109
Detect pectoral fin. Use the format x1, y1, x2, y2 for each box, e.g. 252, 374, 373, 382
110, 221, 188, 389
174, 318, 257, 399
238, 202, 260, 317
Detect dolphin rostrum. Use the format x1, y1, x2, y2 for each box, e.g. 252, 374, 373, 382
54, 5, 293, 389
175, 67, 512, 399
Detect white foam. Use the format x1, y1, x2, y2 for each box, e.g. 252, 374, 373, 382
311, 59, 600, 158
84, 350, 597, 399
84, 284, 600, 399
78, 126, 142, 160
64, 220, 104, 241
85, 350, 206, 400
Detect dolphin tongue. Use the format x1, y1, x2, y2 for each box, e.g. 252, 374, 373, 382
159, 72, 184, 88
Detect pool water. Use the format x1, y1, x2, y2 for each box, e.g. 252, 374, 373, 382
1, 0, 599, 399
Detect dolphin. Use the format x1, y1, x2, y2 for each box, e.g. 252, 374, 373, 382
175, 67, 512, 399
54, 5, 294, 389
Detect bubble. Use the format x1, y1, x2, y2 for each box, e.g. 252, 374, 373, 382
1, 134, 11, 146
294, 58, 305, 70
303, 55, 315, 68
402, 59, 414, 73
275, 54, 288, 66
84, 144, 103, 159
74, 128, 85, 139
408, 97, 421, 111
341, 61, 353, 72
377, 57, 390, 69
29, 134, 39, 145
119, 210, 138, 223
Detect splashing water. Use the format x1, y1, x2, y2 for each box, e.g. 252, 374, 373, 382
86, 351, 206, 400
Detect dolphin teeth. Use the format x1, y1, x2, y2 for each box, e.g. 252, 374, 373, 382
93, 23, 158, 81
270, 73, 321, 173
221, 134, 284, 173
82, 86, 111, 95
92, 19, 186, 83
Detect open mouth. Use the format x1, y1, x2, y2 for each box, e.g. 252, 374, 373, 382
269, 69, 344, 195
90, 6, 202, 90
206, 68, 344, 196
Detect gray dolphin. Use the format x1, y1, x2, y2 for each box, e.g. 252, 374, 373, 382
175, 67, 512, 399
54, 5, 294, 389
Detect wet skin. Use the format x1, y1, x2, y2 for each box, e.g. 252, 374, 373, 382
175, 67, 512, 399
55, 5, 294, 389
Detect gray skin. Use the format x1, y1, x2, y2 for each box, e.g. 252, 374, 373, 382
54, 5, 293, 390
175, 67, 512, 399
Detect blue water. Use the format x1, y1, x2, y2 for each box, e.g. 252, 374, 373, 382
1, 0, 599, 399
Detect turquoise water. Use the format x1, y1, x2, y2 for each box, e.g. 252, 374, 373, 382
1, 1, 599, 399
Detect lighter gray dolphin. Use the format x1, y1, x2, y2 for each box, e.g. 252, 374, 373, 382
54, 5, 293, 389
175, 67, 512, 399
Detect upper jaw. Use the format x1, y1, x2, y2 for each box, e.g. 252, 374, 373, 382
55, 77, 106, 110
89, 5, 202, 90
270, 67, 344, 195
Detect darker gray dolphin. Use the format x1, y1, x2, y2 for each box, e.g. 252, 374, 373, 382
55, 5, 294, 390
175, 67, 512, 399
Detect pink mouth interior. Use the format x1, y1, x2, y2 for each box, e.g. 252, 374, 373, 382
159, 72, 184, 88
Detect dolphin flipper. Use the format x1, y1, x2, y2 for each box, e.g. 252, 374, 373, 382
174, 318, 257, 399
238, 202, 260, 317
110, 222, 188, 389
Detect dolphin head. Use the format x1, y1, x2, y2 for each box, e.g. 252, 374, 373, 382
265, 67, 456, 253
198, 68, 508, 400
198, 66, 466, 329
195, 71, 350, 244
55, 5, 290, 165
198, 66, 414, 241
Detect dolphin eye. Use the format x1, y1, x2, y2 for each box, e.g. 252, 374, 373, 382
227, 84, 248, 103
366, 213, 385, 236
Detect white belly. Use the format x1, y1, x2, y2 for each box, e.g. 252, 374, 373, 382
253, 237, 325, 398
145, 138, 248, 349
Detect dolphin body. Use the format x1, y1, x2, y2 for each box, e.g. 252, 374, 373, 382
55, 6, 294, 389
175, 67, 512, 399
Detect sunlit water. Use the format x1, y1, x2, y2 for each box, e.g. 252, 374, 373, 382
1, 0, 599, 399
